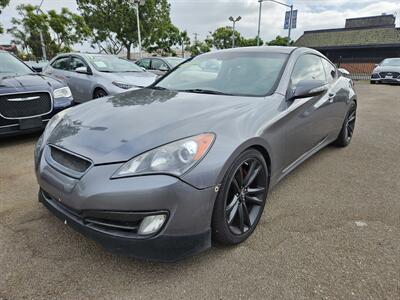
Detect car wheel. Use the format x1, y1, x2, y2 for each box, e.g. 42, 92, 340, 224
333, 100, 357, 147
212, 149, 269, 245
370, 80, 375, 84
93, 88, 108, 99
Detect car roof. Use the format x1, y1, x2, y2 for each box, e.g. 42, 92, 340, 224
214, 46, 298, 54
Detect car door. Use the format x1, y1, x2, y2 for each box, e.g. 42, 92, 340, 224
283, 54, 332, 169
45, 56, 71, 82
150, 59, 170, 76
67, 56, 94, 102
321, 57, 349, 134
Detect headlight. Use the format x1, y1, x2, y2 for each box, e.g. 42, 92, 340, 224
42, 108, 70, 141
53, 87, 72, 99
112, 81, 135, 90
112, 133, 215, 178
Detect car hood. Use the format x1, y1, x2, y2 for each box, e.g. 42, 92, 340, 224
373, 66, 400, 73
100, 71, 157, 87
48, 88, 263, 164
0, 73, 64, 94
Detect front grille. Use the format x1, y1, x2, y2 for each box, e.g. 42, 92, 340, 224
50, 146, 92, 173
371, 73, 380, 79
379, 72, 400, 78
0, 92, 52, 119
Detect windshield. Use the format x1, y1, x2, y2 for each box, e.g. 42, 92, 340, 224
165, 57, 185, 68
380, 58, 400, 67
85, 54, 144, 73
0, 53, 33, 77
155, 51, 288, 96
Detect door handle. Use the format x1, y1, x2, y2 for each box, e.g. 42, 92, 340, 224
328, 93, 336, 103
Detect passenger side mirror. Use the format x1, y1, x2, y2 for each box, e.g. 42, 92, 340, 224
32, 66, 43, 73
338, 68, 350, 76
289, 80, 327, 100
159, 65, 169, 72
75, 66, 91, 75
140, 67, 147, 71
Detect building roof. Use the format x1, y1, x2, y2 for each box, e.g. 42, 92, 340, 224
295, 14, 400, 49
295, 27, 400, 48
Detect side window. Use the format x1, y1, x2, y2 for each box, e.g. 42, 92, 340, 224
151, 59, 169, 71
51, 57, 71, 71
70, 57, 87, 71
291, 54, 326, 86
137, 59, 150, 69
321, 58, 337, 83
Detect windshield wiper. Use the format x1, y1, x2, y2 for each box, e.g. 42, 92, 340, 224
150, 86, 168, 91
178, 89, 233, 96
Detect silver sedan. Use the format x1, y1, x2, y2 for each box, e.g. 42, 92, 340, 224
44, 53, 157, 103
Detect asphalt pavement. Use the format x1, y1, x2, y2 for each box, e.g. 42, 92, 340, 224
0, 82, 399, 299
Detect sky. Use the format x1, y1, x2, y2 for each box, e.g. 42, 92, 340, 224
1, 0, 399, 49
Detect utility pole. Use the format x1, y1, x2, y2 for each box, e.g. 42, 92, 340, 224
36, 0, 47, 61
288, 4, 293, 41
229, 16, 242, 48
193, 33, 199, 44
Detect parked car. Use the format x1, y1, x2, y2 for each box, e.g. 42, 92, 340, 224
370, 58, 400, 84
43, 53, 157, 103
136, 57, 186, 75
35, 47, 357, 261
0, 51, 73, 137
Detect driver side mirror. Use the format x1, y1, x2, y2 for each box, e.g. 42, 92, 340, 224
75, 66, 91, 75
289, 80, 327, 100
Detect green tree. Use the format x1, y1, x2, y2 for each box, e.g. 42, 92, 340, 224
0, 0, 10, 34
8, 4, 89, 59
186, 39, 211, 56
240, 37, 263, 47
267, 35, 292, 46
209, 26, 242, 49
77, 0, 179, 59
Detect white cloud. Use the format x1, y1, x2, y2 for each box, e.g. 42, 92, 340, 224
1, 0, 399, 48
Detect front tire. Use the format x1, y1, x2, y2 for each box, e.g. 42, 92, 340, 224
333, 100, 357, 147
93, 88, 108, 99
212, 149, 269, 245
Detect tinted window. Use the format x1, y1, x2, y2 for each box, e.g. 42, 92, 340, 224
71, 57, 87, 71
291, 54, 326, 86
0, 52, 32, 77
151, 59, 169, 71
52, 57, 71, 71
137, 59, 150, 69
164, 58, 185, 68
155, 51, 288, 97
321, 58, 337, 83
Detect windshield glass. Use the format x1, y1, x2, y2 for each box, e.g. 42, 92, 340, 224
155, 51, 288, 96
380, 58, 400, 67
85, 54, 143, 73
165, 57, 185, 68
0, 52, 32, 77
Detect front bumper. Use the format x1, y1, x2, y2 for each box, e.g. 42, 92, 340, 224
0, 98, 74, 137
371, 76, 400, 84
35, 153, 216, 262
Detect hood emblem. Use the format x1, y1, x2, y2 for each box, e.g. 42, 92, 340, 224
7, 96, 40, 102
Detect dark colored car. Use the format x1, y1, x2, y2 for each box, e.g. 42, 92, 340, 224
371, 58, 400, 84
136, 57, 186, 76
0, 51, 74, 137
35, 47, 357, 261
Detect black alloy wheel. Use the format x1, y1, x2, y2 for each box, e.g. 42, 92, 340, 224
93, 88, 108, 99
212, 149, 269, 245
333, 100, 357, 147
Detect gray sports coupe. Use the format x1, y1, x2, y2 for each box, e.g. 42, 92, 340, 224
34, 47, 357, 261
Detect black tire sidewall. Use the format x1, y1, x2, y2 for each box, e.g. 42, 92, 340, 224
211, 148, 269, 245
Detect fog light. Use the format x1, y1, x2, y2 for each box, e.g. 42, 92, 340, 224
138, 214, 167, 235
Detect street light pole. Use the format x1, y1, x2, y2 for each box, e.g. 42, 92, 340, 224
229, 16, 242, 48
257, 0, 263, 46
257, 0, 295, 45
132, 0, 145, 59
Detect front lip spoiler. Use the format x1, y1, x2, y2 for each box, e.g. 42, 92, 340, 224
38, 190, 211, 262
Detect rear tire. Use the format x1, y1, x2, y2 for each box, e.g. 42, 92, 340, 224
212, 149, 269, 245
93, 88, 108, 99
333, 100, 357, 147
370, 80, 375, 84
